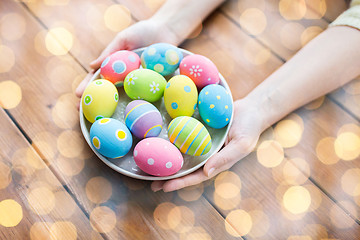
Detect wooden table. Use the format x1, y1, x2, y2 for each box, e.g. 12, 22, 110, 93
1, 0, 360, 239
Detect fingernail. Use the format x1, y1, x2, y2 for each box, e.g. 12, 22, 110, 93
207, 168, 215, 177
152, 186, 162, 192
90, 60, 97, 66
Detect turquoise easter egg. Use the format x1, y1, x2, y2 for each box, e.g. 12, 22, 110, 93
198, 84, 233, 129
90, 118, 132, 158
141, 43, 183, 76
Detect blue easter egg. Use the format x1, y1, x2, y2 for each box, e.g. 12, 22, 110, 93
141, 43, 183, 76
198, 84, 233, 129
90, 118, 133, 158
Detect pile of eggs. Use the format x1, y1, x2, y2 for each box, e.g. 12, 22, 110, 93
82, 43, 233, 177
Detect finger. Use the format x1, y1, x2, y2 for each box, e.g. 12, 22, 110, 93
203, 139, 250, 177
75, 72, 94, 98
161, 168, 209, 192
90, 34, 126, 69
151, 180, 165, 192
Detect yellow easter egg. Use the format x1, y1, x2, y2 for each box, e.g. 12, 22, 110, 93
82, 79, 119, 123
164, 75, 198, 118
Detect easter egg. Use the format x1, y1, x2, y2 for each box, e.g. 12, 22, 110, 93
168, 116, 212, 156
179, 54, 220, 89
124, 69, 167, 102
141, 43, 183, 76
82, 79, 119, 123
100, 50, 140, 86
124, 100, 163, 139
90, 118, 132, 159
198, 84, 233, 129
133, 138, 183, 176
164, 75, 198, 118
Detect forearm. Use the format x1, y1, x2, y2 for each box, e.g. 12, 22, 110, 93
245, 26, 360, 131
149, 0, 225, 44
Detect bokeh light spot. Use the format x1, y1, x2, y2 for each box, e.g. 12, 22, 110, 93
304, 95, 325, 110
104, 5, 131, 32
168, 206, 195, 233
179, 226, 211, 240
243, 39, 271, 65
257, 140, 284, 168
301, 26, 323, 46
0, 45, 15, 73
54, 191, 76, 219
0, 80, 22, 109
30, 222, 51, 240
45, 27, 73, 55
50, 221, 77, 240
274, 119, 303, 148
225, 210, 252, 237
248, 210, 270, 238
144, 0, 166, 11
52, 93, 78, 129
0, 199, 23, 227
283, 158, 310, 185
283, 186, 311, 214
334, 132, 360, 161
86, 176, 113, 204
28, 187, 55, 215
341, 168, 360, 196
239, 8, 267, 35
316, 137, 339, 165
280, 22, 305, 51
279, 0, 307, 20
90, 206, 117, 233
215, 171, 241, 199
57, 155, 85, 177
177, 184, 204, 202
0, 13, 26, 41
57, 130, 84, 158
0, 162, 11, 189
153, 202, 176, 230
302, 224, 328, 239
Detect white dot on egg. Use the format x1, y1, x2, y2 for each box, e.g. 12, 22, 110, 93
134, 150, 138, 157
208, 78, 211, 81
146, 142, 149, 146
147, 158, 154, 165
184, 64, 187, 67
166, 162, 172, 169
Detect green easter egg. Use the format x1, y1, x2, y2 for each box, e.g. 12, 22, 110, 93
124, 69, 167, 102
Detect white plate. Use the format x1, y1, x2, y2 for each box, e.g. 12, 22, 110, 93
79, 47, 234, 180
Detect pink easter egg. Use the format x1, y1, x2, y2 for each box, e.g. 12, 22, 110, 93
100, 50, 140, 86
134, 138, 183, 176
179, 54, 220, 89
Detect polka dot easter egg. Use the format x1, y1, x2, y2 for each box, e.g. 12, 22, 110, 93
179, 54, 220, 89
164, 75, 198, 119
124, 100, 163, 139
168, 116, 212, 156
198, 84, 233, 129
124, 69, 167, 102
141, 43, 183, 76
100, 50, 140, 86
90, 118, 132, 159
133, 137, 183, 176
82, 79, 119, 123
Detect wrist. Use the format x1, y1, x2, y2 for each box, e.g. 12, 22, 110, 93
146, 17, 184, 46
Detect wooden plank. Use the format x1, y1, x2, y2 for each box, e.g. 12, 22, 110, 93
0, 109, 101, 239
1, 1, 241, 239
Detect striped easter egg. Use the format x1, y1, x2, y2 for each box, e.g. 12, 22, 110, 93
167, 116, 212, 156
124, 100, 163, 139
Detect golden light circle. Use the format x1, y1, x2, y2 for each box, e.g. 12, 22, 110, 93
32, 131, 57, 163
52, 93, 78, 129
0, 199, 23, 227
238, 0, 265, 11
187, 23, 203, 39
0, 162, 11, 189
57, 155, 85, 177
153, 202, 176, 230
215, 171, 241, 198
26, 147, 45, 170
316, 137, 339, 165
0, 80, 22, 109
177, 184, 204, 202
86, 4, 107, 31
0, 45, 15, 73
248, 210, 270, 238
0, 13, 26, 41
214, 190, 241, 210
287, 235, 311, 240
86, 176, 113, 204
57, 130, 84, 158
90, 206, 117, 233
144, 0, 166, 11
279, 0, 307, 20
257, 140, 284, 168
104, 5, 131, 32
334, 132, 360, 161
11, 148, 36, 178
304, 0, 327, 19
45, 27, 73, 55
168, 206, 195, 233
179, 226, 211, 240
30, 222, 51, 240
225, 210, 252, 237
239, 8, 267, 35
243, 39, 271, 65
330, 203, 354, 229
48, 65, 76, 94
304, 96, 325, 110
274, 119, 303, 148
283, 158, 310, 185
28, 187, 55, 215
44, 0, 70, 5
280, 22, 305, 51
341, 168, 360, 196
54, 191, 76, 219
303, 224, 328, 239
50, 221, 77, 240
338, 123, 360, 136
304, 184, 322, 212
283, 186, 311, 214
34, 30, 51, 57
301, 26, 323, 47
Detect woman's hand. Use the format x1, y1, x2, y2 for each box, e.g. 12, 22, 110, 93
75, 19, 180, 100
151, 98, 264, 192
